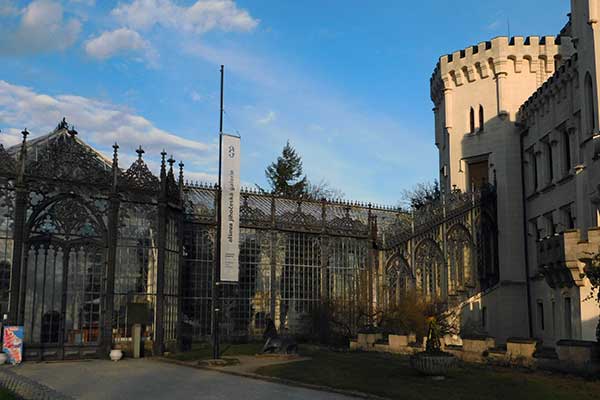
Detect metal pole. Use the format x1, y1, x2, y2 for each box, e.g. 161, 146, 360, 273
212, 65, 225, 360
220, 65, 224, 135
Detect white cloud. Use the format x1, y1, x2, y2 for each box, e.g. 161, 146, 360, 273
486, 19, 503, 30
0, 0, 81, 55
0, 80, 217, 174
184, 40, 437, 204
69, 0, 96, 5
112, 0, 258, 34
183, 42, 279, 88
257, 110, 276, 125
85, 28, 158, 65
190, 90, 203, 102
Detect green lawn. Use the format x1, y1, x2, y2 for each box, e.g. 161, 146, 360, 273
166, 342, 263, 362
256, 348, 600, 400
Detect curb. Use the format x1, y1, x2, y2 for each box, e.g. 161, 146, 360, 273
156, 357, 391, 400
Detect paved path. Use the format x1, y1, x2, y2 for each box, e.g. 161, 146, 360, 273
10, 359, 354, 400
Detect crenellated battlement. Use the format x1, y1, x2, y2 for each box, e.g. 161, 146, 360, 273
431, 35, 574, 104
517, 53, 579, 125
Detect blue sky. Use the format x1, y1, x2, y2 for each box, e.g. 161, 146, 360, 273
0, 0, 570, 205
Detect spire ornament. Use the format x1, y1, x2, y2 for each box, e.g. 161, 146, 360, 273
122, 145, 159, 192
57, 117, 68, 130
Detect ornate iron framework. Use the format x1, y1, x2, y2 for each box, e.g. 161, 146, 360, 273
0, 122, 405, 358
0, 121, 498, 359
381, 187, 499, 311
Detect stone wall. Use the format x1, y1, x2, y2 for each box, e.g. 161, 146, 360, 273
350, 333, 600, 375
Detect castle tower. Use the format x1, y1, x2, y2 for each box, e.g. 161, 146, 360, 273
430, 36, 574, 341
570, 0, 600, 229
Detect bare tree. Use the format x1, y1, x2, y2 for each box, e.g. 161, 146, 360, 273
305, 179, 345, 200
400, 180, 441, 210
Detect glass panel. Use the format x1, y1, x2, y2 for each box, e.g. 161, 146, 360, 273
219, 229, 269, 338
0, 187, 14, 316
65, 246, 104, 345
280, 232, 321, 335
327, 237, 369, 335
182, 226, 213, 339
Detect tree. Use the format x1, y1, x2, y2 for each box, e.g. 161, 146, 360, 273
264, 141, 308, 197
305, 179, 345, 200
400, 180, 441, 210
582, 249, 600, 341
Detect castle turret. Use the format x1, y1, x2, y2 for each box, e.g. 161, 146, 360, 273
430, 35, 574, 342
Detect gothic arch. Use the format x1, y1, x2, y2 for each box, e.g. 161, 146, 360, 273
22, 195, 108, 349
469, 107, 475, 133
478, 105, 484, 131
447, 223, 474, 293
414, 238, 444, 300
26, 194, 107, 243
585, 72, 596, 133
385, 253, 414, 305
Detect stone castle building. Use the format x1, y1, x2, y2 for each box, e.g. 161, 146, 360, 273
2, 1, 600, 361
430, 0, 600, 343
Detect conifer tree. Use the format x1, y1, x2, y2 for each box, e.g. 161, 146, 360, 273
264, 141, 308, 197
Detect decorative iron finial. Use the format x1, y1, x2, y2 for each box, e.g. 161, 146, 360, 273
68, 125, 78, 137
112, 142, 119, 162
57, 117, 68, 130
136, 145, 145, 160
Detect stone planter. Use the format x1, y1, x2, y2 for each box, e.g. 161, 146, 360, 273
110, 349, 123, 361
357, 332, 382, 349
506, 338, 537, 359
410, 352, 456, 377
462, 336, 495, 354
389, 334, 408, 347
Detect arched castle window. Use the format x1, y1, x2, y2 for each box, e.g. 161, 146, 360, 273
469, 107, 475, 133
478, 105, 484, 132
585, 72, 596, 134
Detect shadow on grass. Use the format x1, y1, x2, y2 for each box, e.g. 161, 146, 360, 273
167, 342, 264, 362
0, 387, 16, 400
255, 348, 600, 400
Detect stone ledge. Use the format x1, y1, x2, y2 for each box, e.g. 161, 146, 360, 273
556, 340, 597, 348
506, 337, 537, 344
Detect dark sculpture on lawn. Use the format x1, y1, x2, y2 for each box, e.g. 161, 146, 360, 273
262, 316, 298, 355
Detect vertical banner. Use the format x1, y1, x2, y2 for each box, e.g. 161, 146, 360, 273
3, 326, 23, 364
220, 134, 241, 282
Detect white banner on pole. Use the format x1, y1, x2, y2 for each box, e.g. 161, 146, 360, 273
219, 133, 240, 282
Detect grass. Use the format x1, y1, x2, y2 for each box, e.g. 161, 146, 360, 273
0, 387, 16, 400
166, 342, 263, 362
256, 348, 600, 400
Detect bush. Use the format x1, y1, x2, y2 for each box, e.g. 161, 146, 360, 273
381, 290, 458, 342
